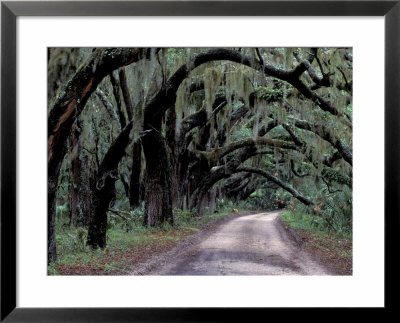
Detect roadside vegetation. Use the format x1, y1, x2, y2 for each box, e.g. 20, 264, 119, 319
281, 197, 352, 275
49, 199, 252, 275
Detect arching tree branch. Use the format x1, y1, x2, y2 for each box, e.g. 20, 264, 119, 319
48, 48, 148, 165
236, 166, 314, 206
197, 137, 297, 165
290, 118, 352, 165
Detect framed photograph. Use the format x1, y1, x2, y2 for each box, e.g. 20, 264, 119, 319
1, 0, 398, 321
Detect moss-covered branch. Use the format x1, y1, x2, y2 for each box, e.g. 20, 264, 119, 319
236, 166, 314, 206
290, 118, 352, 165
197, 137, 297, 166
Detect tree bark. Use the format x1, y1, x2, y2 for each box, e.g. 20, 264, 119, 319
166, 106, 180, 208
96, 88, 121, 129
129, 141, 142, 208
141, 128, 173, 227
110, 71, 127, 129
118, 68, 134, 121
48, 143, 67, 263
69, 119, 90, 227
87, 123, 133, 249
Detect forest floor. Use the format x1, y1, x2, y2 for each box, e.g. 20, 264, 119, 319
50, 210, 352, 275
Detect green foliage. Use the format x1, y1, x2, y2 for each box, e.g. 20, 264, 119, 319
231, 125, 252, 141
284, 182, 352, 238
322, 168, 352, 187
319, 189, 352, 236
56, 202, 69, 220
282, 205, 351, 240
173, 208, 195, 226
47, 263, 59, 276
254, 86, 284, 103
108, 205, 145, 231
166, 48, 186, 63
66, 227, 88, 252
237, 187, 279, 211
281, 208, 319, 231
130, 206, 145, 226
249, 189, 263, 198
56, 221, 90, 255
215, 198, 233, 212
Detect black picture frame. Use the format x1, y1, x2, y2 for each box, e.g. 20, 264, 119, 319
1, 0, 399, 321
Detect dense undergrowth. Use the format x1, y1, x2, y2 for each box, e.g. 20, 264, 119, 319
281, 208, 352, 239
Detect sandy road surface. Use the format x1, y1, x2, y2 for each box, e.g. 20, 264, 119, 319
133, 211, 329, 275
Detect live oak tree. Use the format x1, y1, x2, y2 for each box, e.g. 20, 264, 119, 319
48, 48, 150, 261
48, 47, 352, 262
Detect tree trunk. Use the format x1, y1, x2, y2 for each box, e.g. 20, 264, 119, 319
86, 123, 133, 249
69, 120, 90, 227
48, 143, 67, 263
166, 107, 180, 208
110, 71, 127, 129
142, 129, 173, 227
86, 174, 117, 249
48, 179, 57, 263
129, 141, 142, 208
198, 189, 217, 215
118, 68, 134, 121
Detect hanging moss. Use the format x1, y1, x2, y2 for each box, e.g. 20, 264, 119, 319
284, 48, 293, 69
204, 66, 223, 114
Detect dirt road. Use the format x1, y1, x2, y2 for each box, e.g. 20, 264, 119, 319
132, 211, 329, 275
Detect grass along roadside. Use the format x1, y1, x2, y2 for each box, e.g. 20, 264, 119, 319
280, 210, 352, 275
48, 207, 246, 275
